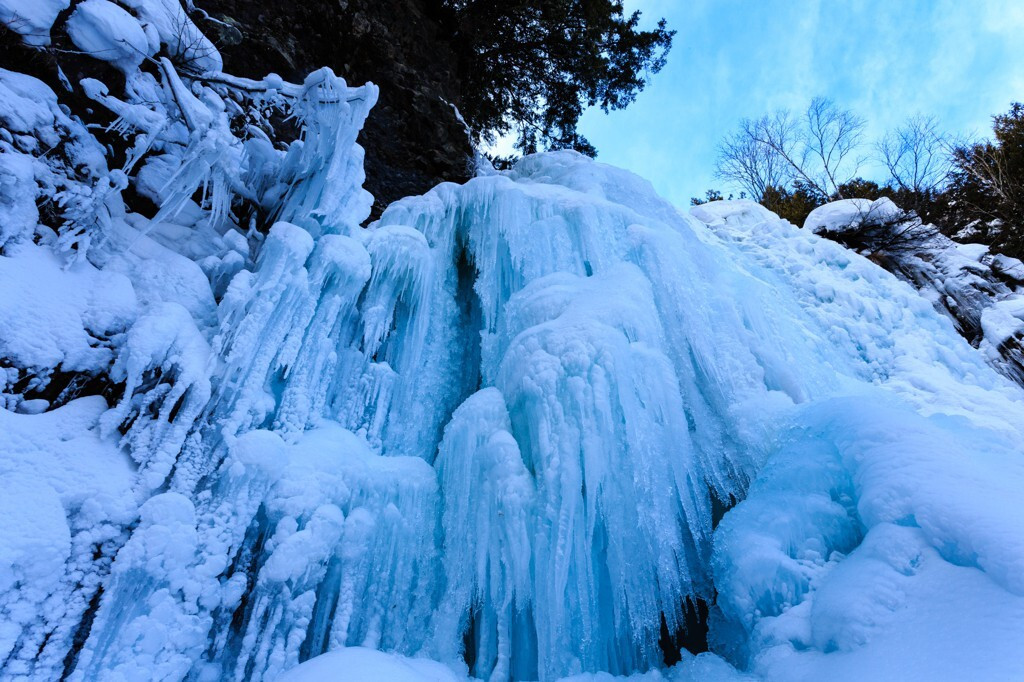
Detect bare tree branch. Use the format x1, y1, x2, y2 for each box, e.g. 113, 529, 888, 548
803, 97, 865, 198
877, 115, 953, 197
714, 116, 792, 201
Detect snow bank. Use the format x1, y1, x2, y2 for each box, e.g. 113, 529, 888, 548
284, 647, 751, 682
693, 199, 1024, 678
279, 647, 465, 682
0, 241, 137, 396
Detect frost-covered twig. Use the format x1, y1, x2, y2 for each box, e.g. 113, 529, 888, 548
191, 69, 370, 105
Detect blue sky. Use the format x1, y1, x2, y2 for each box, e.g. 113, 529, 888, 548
577, 0, 1024, 207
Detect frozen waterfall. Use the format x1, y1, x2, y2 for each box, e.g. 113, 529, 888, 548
2, 47, 1024, 682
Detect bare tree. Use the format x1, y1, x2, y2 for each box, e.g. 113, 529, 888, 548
877, 115, 953, 200
718, 98, 866, 202
748, 108, 818, 194
714, 116, 792, 201
802, 96, 866, 198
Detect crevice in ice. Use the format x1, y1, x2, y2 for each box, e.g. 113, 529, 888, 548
454, 240, 484, 396
460, 608, 478, 674
60, 585, 103, 681
300, 556, 343, 663
658, 597, 710, 665
711, 490, 739, 531
213, 505, 273, 666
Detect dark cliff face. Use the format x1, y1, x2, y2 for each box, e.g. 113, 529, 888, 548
200, 0, 474, 218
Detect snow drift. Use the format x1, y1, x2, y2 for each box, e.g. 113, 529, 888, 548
2, 3, 1024, 682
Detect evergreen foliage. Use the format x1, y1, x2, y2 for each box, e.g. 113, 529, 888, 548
439, 0, 674, 156
944, 103, 1024, 257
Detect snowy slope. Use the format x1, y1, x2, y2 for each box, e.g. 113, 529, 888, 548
2, 3, 1024, 682
803, 198, 1024, 386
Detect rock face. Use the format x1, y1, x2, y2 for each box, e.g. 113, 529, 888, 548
199, 0, 474, 218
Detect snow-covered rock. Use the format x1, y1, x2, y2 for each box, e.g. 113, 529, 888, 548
66, 0, 152, 74
803, 197, 902, 234
0, 0, 68, 46
0, 241, 137, 405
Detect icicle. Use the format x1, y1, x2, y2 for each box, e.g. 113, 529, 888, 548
100, 302, 212, 491
272, 68, 378, 237
273, 234, 372, 438
432, 388, 535, 681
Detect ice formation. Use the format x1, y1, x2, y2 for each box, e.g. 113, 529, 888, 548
3, 3, 1024, 681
